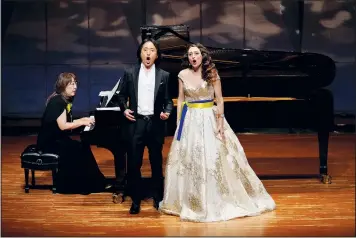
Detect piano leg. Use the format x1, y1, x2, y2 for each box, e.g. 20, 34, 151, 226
314, 89, 333, 184
318, 130, 332, 184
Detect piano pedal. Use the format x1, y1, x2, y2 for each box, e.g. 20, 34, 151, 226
320, 174, 332, 184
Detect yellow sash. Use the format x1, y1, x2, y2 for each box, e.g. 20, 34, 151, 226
177, 100, 214, 140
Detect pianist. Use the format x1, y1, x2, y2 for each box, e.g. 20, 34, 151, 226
159, 43, 276, 222
36, 72, 110, 194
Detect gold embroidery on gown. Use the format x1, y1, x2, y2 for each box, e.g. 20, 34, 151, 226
159, 69, 276, 222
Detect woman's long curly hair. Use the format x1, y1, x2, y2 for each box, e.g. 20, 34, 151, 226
181, 43, 218, 84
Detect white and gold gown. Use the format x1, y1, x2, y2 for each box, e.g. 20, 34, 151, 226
159, 69, 276, 222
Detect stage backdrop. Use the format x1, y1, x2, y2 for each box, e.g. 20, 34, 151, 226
2, 0, 355, 117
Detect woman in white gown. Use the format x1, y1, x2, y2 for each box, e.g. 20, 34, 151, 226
159, 43, 276, 222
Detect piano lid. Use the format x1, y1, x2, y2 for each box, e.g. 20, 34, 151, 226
140, 24, 336, 97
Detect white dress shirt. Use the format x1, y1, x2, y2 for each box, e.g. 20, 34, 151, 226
137, 63, 155, 115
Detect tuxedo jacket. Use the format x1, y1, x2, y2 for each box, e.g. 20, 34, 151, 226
114, 64, 173, 143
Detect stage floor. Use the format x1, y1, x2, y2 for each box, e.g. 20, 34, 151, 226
1, 134, 355, 236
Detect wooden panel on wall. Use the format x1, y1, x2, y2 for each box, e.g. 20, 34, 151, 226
89, 0, 142, 64
2, 66, 46, 117
1, 1, 355, 118
146, 0, 201, 43
245, 0, 301, 51
327, 62, 356, 113
201, 0, 244, 48
46, 1, 89, 64
2, 2, 46, 64
302, 0, 356, 63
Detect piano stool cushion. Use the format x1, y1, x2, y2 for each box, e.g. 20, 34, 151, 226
21, 144, 59, 170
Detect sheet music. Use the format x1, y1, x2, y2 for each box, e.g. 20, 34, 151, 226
98, 91, 111, 97
100, 77, 121, 107
84, 78, 122, 132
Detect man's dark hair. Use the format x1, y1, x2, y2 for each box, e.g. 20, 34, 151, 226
136, 38, 161, 65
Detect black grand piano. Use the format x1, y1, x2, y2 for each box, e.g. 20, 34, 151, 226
142, 24, 335, 184
83, 24, 335, 198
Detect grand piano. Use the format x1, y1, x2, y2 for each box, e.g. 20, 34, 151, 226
145, 24, 335, 184
83, 24, 335, 198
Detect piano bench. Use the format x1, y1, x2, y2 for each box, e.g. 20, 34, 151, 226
20, 144, 59, 194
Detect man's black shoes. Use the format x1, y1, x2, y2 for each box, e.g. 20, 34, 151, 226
129, 202, 141, 214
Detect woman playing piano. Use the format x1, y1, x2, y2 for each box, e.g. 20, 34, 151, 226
36, 72, 110, 194
159, 43, 276, 222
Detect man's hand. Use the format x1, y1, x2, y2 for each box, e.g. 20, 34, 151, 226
124, 109, 136, 121
160, 112, 170, 120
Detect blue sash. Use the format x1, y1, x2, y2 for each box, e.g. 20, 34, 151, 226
176, 99, 214, 141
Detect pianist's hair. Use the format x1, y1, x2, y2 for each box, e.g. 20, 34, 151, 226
46, 72, 77, 105
182, 43, 218, 84
137, 38, 162, 65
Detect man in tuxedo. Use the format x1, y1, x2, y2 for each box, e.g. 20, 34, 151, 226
116, 38, 173, 214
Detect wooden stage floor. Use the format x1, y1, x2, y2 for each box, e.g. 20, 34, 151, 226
1, 133, 355, 236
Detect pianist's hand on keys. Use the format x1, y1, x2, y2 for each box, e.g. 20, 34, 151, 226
83, 116, 95, 131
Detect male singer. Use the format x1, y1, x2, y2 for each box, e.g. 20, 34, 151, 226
116, 38, 173, 214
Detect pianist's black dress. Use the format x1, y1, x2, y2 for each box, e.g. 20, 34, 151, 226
37, 94, 107, 194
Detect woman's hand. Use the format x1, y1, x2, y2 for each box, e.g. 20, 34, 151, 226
216, 118, 225, 141
77, 117, 95, 127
